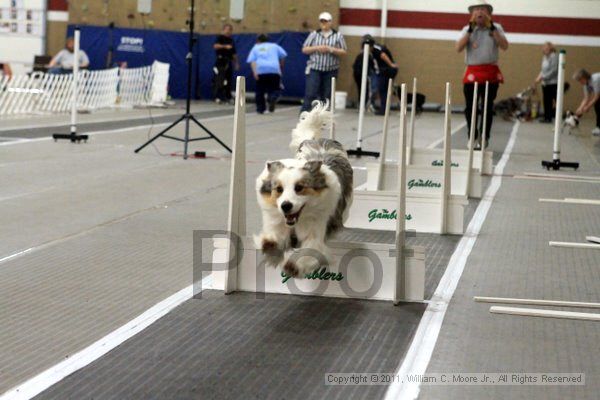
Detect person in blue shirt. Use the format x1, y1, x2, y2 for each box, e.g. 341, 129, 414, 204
246, 34, 287, 114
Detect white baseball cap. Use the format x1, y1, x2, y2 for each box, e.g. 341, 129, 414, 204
319, 12, 333, 21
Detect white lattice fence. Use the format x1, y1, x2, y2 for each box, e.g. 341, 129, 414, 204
0, 61, 169, 116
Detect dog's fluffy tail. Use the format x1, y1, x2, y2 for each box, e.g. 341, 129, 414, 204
289, 101, 332, 154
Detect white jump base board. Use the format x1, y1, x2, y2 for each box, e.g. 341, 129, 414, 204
366, 162, 482, 199
411, 148, 493, 175
212, 237, 426, 302
347, 190, 467, 234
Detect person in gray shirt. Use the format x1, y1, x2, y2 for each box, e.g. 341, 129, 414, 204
48, 37, 90, 74
573, 69, 600, 136
535, 42, 558, 123
456, 1, 508, 148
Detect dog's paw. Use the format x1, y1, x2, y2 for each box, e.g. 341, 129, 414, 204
283, 260, 300, 277
261, 238, 278, 253
255, 234, 284, 267
294, 256, 321, 278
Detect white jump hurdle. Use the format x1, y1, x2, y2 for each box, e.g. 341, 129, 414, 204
364, 81, 482, 199
407, 80, 493, 175
211, 76, 426, 303
347, 82, 468, 235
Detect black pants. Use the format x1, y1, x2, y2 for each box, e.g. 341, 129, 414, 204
255, 73, 281, 113
464, 82, 499, 141
213, 61, 233, 101
595, 96, 600, 128
377, 68, 398, 113
542, 84, 558, 121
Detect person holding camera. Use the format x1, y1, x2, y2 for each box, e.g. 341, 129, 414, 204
456, 1, 508, 148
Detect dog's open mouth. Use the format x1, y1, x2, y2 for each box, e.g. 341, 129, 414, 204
284, 205, 304, 226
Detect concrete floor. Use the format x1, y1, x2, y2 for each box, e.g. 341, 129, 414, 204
1, 101, 599, 399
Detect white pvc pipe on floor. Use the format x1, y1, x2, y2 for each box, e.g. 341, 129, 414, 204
490, 306, 600, 321
475, 296, 600, 309
549, 241, 600, 250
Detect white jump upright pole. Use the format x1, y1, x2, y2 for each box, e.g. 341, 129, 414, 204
347, 43, 379, 158
224, 76, 247, 293
330, 76, 336, 139
542, 50, 579, 170
440, 83, 452, 234
479, 81, 489, 174
407, 77, 417, 165
52, 27, 88, 142
376, 79, 394, 190
70, 29, 80, 137
394, 82, 408, 304
466, 82, 478, 196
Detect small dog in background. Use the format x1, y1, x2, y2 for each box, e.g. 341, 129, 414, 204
563, 110, 579, 135
255, 102, 353, 278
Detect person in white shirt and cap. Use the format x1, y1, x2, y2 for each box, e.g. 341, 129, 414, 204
301, 11, 347, 112
456, 1, 508, 149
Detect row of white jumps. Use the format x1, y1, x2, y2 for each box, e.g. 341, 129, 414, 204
348, 79, 493, 235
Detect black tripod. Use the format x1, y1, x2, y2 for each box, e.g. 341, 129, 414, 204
134, 0, 231, 159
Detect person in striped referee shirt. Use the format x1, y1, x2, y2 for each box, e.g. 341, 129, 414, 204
300, 12, 347, 112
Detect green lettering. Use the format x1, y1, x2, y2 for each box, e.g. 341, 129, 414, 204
281, 272, 292, 283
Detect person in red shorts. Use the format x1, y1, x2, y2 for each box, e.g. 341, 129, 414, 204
456, 1, 509, 149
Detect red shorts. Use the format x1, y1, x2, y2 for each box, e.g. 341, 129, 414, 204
463, 64, 504, 84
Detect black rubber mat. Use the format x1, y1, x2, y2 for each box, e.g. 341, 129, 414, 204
35, 290, 426, 400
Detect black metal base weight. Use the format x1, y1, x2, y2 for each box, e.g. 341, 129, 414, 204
541, 159, 579, 170
52, 133, 88, 143
346, 147, 380, 158
134, 113, 232, 159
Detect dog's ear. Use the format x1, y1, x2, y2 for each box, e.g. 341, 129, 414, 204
303, 160, 322, 173
267, 161, 284, 173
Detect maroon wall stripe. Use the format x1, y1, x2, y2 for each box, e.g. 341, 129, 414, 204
339, 8, 600, 37
48, 0, 69, 12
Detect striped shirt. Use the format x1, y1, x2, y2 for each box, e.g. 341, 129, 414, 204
303, 29, 347, 72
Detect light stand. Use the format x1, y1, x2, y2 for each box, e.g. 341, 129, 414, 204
542, 50, 579, 170
106, 22, 115, 68
134, 0, 232, 159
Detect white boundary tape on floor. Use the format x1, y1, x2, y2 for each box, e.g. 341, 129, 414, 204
474, 296, 600, 309
0, 275, 213, 400
489, 306, 600, 322
384, 120, 520, 400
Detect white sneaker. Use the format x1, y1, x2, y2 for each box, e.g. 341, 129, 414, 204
592, 127, 600, 136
